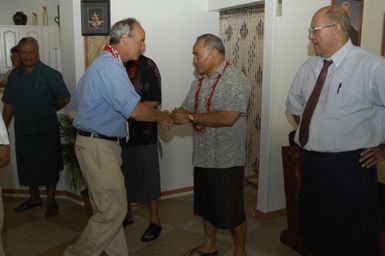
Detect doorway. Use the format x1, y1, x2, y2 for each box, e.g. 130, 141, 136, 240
219, 5, 265, 187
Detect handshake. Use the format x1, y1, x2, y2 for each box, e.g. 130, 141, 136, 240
159, 107, 192, 130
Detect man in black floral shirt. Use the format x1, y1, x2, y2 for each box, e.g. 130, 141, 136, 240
121, 54, 163, 242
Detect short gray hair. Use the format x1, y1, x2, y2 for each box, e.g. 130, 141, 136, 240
109, 18, 139, 44
17, 37, 39, 49
325, 5, 351, 37
196, 34, 225, 55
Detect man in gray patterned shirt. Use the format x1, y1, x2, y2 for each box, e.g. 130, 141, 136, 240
172, 34, 250, 256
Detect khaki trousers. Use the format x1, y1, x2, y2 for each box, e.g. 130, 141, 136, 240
63, 135, 128, 256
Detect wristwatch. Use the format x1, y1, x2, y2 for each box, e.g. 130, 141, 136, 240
188, 114, 194, 123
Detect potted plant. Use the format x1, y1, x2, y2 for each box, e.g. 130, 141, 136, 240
58, 113, 92, 215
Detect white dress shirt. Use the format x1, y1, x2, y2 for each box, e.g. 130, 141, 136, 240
286, 40, 385, 152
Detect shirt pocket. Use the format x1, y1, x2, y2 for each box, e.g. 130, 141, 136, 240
324, 77, 368, 116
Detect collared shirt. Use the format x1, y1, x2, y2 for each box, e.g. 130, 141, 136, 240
182, 61, 250, 168
2, 61, 70, 136
74, 51, 140, 138
124, 55, 161, 146
286, 40, 385, 152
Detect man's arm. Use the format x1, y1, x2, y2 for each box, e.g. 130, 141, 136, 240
0, 114, 10, 167
171, 107, 240, 127
292, 114, 300, 125
143, 101, 160, 109
130, 102, 172, 129
55, 98, 70, 111
2, 103, 14, 129
0, 144, 10, 167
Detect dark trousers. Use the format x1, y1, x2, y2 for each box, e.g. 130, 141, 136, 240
301, 149, 380, 256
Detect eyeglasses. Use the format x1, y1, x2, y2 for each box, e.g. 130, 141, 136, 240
308, 24, 336, 35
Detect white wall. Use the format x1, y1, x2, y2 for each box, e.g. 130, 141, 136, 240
258, 0, 331, 213
0, 0, 59, 26
57, 0, 82, 113
208, 0, 260, 10
361, 0, 385, 55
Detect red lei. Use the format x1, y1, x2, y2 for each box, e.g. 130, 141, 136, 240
193, 61, 230, 132
103, 44, 120, 60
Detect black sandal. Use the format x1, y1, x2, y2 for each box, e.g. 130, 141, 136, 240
45, 201, 58, 217
185, 246, 218, 256
122, 217, 134, 227
15, 200, 42, 211
141, 223, 162, 242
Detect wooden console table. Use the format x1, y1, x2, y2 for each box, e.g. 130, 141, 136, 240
281, 146, 385, 255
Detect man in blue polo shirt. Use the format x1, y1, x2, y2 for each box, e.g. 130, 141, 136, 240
64, 18, 172, 256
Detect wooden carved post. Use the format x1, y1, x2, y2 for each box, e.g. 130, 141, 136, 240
280, 146, 310, 255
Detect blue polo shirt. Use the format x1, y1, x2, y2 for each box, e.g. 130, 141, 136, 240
74, 51, 140, 138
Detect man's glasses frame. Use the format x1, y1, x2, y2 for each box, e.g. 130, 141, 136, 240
308, 24, 336, 35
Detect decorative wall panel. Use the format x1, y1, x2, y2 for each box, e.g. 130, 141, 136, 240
220, 6, 264, 187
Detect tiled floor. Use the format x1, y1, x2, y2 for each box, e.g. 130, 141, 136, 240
2, 185, 299, 256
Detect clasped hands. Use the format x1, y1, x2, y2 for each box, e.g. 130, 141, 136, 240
159, 108, 191, 130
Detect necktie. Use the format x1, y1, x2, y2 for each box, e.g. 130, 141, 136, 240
299, 59, 333, 146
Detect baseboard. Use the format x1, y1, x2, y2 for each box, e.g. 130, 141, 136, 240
254, 208, 287, 220
160, 186, 194, 197
2, 188, 82, 202
1, 186, 194, 202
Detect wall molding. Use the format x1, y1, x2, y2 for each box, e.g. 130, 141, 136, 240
2, 186, 194, 203
254, 208, 286, 220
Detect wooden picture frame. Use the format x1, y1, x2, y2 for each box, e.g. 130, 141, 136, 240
382, 14, 385, 57
332, 0, 364, 46
81, 0, 110, 36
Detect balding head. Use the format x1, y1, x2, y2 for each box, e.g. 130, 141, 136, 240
309, 5, 350, 57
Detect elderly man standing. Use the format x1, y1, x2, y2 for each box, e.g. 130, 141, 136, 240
172, 34, 250, 256
64, 18, 171, 256
286, 5, 385, 255
2, 37, 70, 217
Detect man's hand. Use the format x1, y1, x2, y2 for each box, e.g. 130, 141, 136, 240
171, 107, 190, 125
359, 144, 385, 168
159, 110, 173, 130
